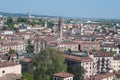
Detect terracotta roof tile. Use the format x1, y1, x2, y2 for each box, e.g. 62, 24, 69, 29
43, 36, 56, 42
52, 72, 74, 78
0, 62, 19, 68
80, 41, 100, 44
84, 72, 114, 80
91, 52, 113, 57
114, 56, 120, 60
9, 54, 17, 58
0, 73, 21, 80
64, 54, 93, 62
21, 58, 32, 63
59, 41, 78, 44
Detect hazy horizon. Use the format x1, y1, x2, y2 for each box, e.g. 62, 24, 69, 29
0, 0, 120, 19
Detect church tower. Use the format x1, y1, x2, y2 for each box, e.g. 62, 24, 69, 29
45, 20, 47, 28
28, 9, 31, 18
58, 17, 63, 41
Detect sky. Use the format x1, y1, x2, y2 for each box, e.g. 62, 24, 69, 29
0, 0, 120, 19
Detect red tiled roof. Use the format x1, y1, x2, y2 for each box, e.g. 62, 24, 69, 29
114, 56, 120, 60
0, 73, 21, 80
80, 41, 100, 44
0, 62, 19, 68
41, 28, 51, 33
9, 54, 17, 57
59, 41, 78, 45
115, 71, 120, 75
91, 52, 113, 57
43, 36, 56, 42
52, 72, 74, 78
21, 58, 32, 63
84, 72, 115, 80
2, 42, 25, 46
16, 31, 32, 35
64, 54, 93, 62
1, 55, 10, 60
102, 44, 118, 48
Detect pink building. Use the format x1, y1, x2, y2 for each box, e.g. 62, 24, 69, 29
79, 41, 101, 52
57, 41, 79, 51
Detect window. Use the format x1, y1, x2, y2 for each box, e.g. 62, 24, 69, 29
90, 63, 92, 65
110, 76, 111, 79
90, 67, 91, 69
2, 70, 5, 74
92, 45, 96, 48
54, 77, 57, 80
84, 45, 88, 50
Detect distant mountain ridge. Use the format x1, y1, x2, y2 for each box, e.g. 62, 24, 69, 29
0, 12, 57, 18
0, 12, 28, 17
0, 12, 120, 22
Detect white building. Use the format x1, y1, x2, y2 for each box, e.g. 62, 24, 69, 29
2, 31, 14, 35
64, 54, 94, 79
0, 61, 21, 77
91, 52, 113, 74
113, 57, 120, 72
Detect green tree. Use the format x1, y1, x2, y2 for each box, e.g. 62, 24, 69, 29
6, 17, 13, 24
27, 21, 36, 26
8, 23, 14, 30
17, 17, 27, 22
5, 17, 15, 30
67, 64, 85, 80
110, 49, 116, 55
40, 20, 45, 27
20, 73, 33, 80
92, 48, 96, 52
26, 40, 34, 53
100, 48, 106, 52
67, 48, 72, 54
9, 48, 16, 54
47, 21, 54, 28
30, 47, 67, 80
27, 19, 45, 26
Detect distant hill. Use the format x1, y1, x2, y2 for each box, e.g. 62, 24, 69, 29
0, 12, 119, 23
0, 12, 57, 18
0, 12, 28, 17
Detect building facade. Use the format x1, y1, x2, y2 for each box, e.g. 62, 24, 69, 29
0, 61, 21, 77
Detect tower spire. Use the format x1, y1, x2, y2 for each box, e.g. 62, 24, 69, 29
57, 17, 63, 41
45, 21, 47, 28
60, 22, 63, 41
58, 17, 61, 32
28, 9, 31, 18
